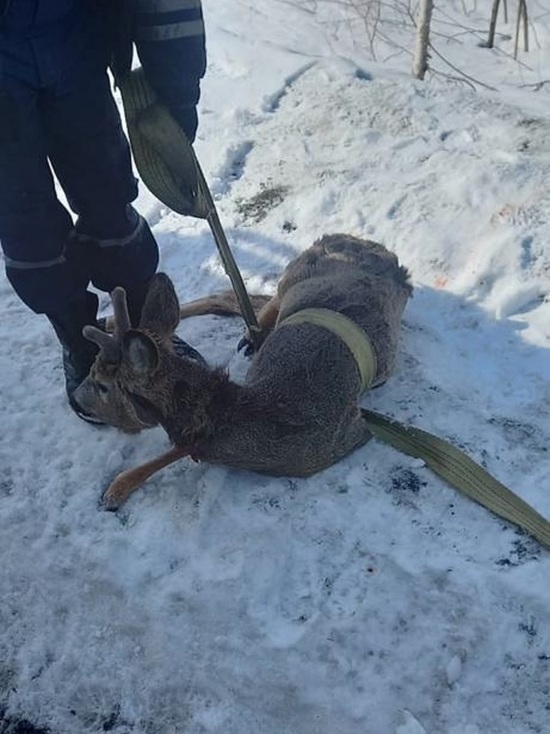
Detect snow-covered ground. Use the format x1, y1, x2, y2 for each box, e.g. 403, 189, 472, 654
1, 2, 549, 733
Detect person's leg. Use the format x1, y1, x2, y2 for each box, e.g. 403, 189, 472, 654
42, 70, 159, 325
0, 87, 89, 313
0, 84, 103, 419
0, 10, 158, 419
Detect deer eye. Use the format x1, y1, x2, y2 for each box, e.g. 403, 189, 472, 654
96, 381, 110, 396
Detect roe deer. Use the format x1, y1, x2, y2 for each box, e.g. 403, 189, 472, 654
75, 234, 412, 509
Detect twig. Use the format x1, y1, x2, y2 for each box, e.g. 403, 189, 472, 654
429, 43, 498, 90
518, 79, 550, 90
430, 69, 477, 92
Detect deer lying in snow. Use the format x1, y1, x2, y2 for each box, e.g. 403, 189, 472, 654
75, 234, 412, 509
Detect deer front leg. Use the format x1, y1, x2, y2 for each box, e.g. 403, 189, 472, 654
102, 446, 190, 510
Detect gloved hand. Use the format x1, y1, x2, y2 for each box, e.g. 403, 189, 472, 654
152, 85, 199, 143
136, 37, 205, 144
169, 106, 198, 144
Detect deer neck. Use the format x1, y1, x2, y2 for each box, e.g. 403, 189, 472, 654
158, 359, 244, 449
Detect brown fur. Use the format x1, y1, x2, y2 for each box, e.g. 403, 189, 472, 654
75, 234, 412, 508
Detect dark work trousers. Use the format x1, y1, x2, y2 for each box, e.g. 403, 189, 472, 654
0, 14, 159, 314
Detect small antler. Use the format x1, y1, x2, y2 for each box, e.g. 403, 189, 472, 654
111, 287, 131, 339
83, 286, 132, 364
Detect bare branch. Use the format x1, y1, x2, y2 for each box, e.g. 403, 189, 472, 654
428, 43, 498, 90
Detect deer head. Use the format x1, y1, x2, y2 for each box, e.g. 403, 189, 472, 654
74, 273, 185, 433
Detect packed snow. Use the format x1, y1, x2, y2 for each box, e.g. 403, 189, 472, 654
1, 1, 549, 733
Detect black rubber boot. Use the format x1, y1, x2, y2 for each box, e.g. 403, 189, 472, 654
46, 291, 104, 424
124, 278, 152, 328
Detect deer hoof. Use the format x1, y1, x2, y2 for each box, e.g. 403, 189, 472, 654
101, 486, 125, 512
237, 334, 255, 357
237, 334, 250, 353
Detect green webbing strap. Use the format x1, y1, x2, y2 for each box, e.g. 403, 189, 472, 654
117, 68, 262, 349
274, 307, 550, 547
281, 308, 378, 391
362, 409, 550, 548
117, 69, 549, 549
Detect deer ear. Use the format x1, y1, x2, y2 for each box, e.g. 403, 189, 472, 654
122, 332, 159, 374
139, 273, 180, 337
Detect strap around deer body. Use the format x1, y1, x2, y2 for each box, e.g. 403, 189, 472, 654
280, 307, 378, 390
280, 306, 549, 548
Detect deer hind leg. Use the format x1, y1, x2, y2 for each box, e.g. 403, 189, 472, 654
178, 291, 272, 321
179, 291, 279, 354
104, 292, 271, 332
175, 290, 283, 354
257, 293, 282, 331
